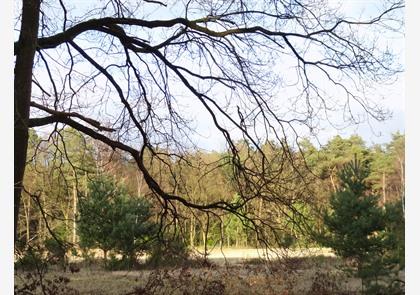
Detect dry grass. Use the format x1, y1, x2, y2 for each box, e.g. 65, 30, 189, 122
15, 256, 368, 295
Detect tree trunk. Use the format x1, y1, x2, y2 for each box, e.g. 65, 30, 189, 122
227, 232, 230, 248
136, 173, 143, 198
190, 214, 195, 248
398, 156, 405, 214
14, 0, 41, 241
382, 172, 386, 206
103, 249, 108, 265
220, 215, 224, 246
23, 195, 30, 245
399, 156, 404, 186
257, 198, 263, 244
235, 227, 239, 247
399, 156, 405, 197
329, 172, 337, 192
37, 194, 44, 243
72, 179, 77, 244
202, 229, 206, 248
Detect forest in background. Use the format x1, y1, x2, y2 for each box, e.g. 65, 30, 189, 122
17, 128, 404, 254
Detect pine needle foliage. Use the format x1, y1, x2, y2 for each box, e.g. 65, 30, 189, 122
321, 157, 404, 294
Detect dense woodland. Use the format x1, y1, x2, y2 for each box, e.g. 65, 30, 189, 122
17, 129, 404, 256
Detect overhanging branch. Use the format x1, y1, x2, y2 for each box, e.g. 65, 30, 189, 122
30, 102, 116, 132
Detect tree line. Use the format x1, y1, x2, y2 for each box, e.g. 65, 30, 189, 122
17, 128, 404, 257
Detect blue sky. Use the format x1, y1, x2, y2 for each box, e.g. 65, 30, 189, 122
24, 0, 406, 151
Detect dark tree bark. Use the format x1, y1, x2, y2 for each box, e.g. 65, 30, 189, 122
14, 0, 40, 241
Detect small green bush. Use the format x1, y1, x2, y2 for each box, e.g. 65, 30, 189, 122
146, 236, 190, 267
15, 251, 45, 271
105, 254, 136, 270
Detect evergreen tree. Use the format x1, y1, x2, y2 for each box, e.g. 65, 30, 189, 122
323, 157, 384, 262
321, 157, 403, 294
78, 176, 156, 266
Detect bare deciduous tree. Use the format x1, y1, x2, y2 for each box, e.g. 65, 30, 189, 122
15, 0, 404, 246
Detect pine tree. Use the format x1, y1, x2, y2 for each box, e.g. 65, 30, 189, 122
321, 157, 402, 294
323, 157, 385, 262
78, 176, 157, 267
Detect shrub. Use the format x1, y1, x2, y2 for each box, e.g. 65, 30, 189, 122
15, 272, 79, 295
146, 235, 190, 268
105, 254, 135, 271
15, 251, 45, 272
